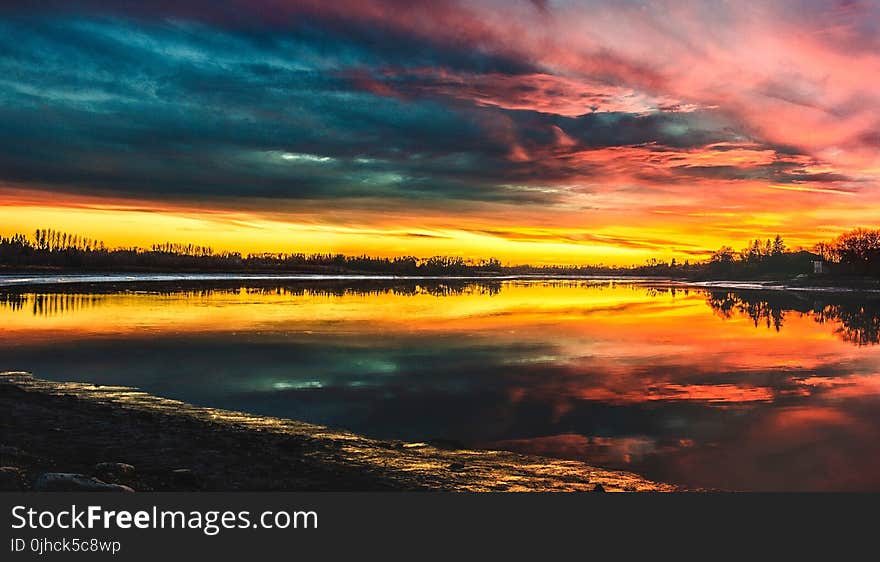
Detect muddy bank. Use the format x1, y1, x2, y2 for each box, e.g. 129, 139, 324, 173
0, 371, 675, 492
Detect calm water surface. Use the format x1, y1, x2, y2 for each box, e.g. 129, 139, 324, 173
3, 278, 880, 491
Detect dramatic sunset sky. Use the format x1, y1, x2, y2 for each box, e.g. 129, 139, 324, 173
1, 0, 878, 265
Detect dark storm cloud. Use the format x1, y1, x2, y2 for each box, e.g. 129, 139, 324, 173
0, 15, 705, 205
0, 6, 838, 207
672, 164, 855, 185
0, 16, 553, 204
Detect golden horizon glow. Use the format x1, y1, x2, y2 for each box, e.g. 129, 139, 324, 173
3, 189, 879, 266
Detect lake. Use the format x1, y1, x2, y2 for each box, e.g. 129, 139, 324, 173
3, 276, 880, 491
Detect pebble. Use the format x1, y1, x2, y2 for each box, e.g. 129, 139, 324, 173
94, 462, 136, 477
0, 466, 26, 491
0, 445, 23, 457
34, 472, 134, 492
171, 468, 200, 486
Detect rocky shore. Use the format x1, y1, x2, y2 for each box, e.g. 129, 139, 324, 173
0, 371, 675, 492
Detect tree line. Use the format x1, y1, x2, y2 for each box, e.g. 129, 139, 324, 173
0, 229, 509, 274
3, 226, 880, 278
708, 228, 880, 278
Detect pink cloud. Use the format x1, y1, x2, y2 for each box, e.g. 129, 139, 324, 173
362, 69, 694, 117
318, 1, 880, 180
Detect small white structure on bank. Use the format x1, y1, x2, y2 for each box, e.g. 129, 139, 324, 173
813, 260, 827, 274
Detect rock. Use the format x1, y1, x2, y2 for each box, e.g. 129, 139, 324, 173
592, 483, 606, 493
34, 473, 134, 492
0, 466, 26, 491
448, 462, 466, 471
0, 445, 23, 458
171, 468, 199, 486
94, 462, 135, 478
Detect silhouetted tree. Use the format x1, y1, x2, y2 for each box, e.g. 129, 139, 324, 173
772, 235, 785, 255
831, 228, 880, 275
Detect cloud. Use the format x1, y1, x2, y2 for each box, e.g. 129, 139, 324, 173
0, 15, 801, 208
0, 17, 561, 205
0, 1, 877, 262
344, 68, 696, 117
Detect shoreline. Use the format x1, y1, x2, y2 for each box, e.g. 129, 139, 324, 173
1, 271, 880, 294
0, 272, 672, 288
0, 371, 677, 492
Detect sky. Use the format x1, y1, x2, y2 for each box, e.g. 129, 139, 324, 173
0, 0, 878, 265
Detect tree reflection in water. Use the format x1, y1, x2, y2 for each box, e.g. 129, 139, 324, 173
3, 280, 880, 347
706, 290, 880, 346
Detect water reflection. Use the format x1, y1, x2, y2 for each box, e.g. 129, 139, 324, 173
706, 290, 880, 345
2, 279, 880, 490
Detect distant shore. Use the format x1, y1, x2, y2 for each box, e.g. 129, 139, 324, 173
2, 270, 880, 294
0, 372, 676, 492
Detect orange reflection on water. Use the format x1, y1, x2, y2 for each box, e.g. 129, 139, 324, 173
2, 282, 878, 388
